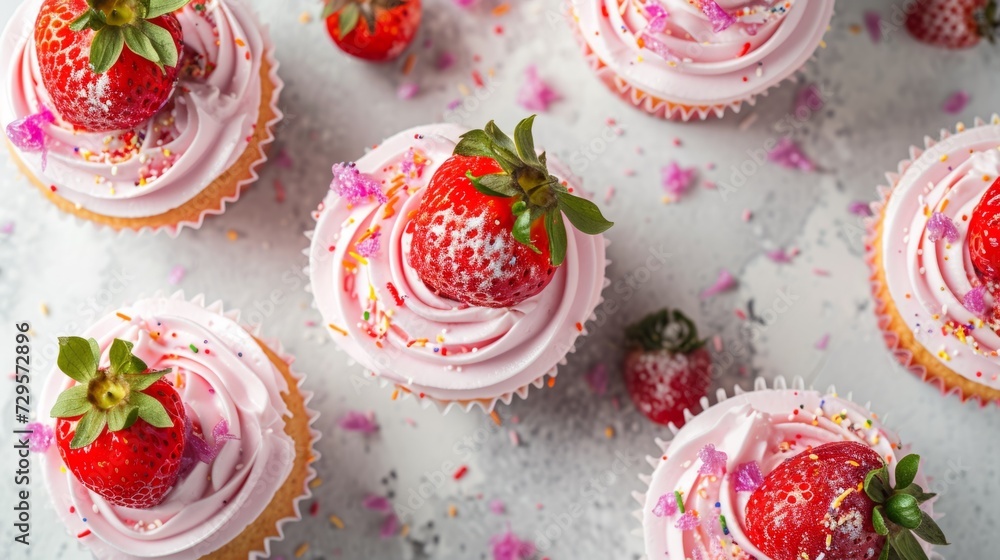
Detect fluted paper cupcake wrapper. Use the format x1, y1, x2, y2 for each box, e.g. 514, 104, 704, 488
864, 115, 1000, 407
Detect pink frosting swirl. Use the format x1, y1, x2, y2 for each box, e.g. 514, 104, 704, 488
642, 384, 934, 559
38, 295, 295, 559
308, 124, 608, 407
880, 119, 1000, 392
572, 0, 835, 105
0, 0, 277, 220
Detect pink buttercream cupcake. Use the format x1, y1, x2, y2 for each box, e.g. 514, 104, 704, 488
308, 118, 612, 412
37, 293, 319, 559
1, 0, 282, 235
867, 115, 1000, 406
569, 0, 836, 120
637, 377, 945, 559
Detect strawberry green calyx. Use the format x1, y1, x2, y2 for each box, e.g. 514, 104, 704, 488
323, 0, 408, 36
976, 0, 999, 43
454, 115, 614, 266
864, 454, 948, 560
625, 309, 705, 354
50, 336, 173, 449
69, 0, 192, 73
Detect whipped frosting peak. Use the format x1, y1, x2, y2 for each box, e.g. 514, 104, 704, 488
309, 124, 607, 409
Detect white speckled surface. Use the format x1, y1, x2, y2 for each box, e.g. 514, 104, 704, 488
0, 1, 997, 558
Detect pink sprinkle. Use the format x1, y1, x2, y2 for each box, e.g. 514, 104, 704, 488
639, 32, 680, 63
942, 91, 971, 115
274, 179, 287, 203
768, 138, 816, 171
699, 0, 736, 32
734, 461, 764, 492
624, 169, 636, 177
275, 148, 294, 169
585, 363, 608, 396
766, 248, 793, 264
508, 429, 520, 447
446, 99, 463, 111
490, 530, 536, 560
331, 163, 387, 204
604, 185, 616, 204
339, 410, 380, 434
644, 1, 669, 33
794, 83, 824, 116
356, 231, 382, 258
0, 221, 13, 235
963, 286, 988, 317
675, 512, 700, 531
662, 161, 698, 198
305, 320, 317, 327
864, 11, 883, 43
927, 212, 959, 243
517, 66, 561, 112
436, 51, 456, 70
489, 499, 506, 515
742, 209, 753, 222
848, 201, 873, 217
698, 444, 727, 476
701, 269, 737, 299
167, 265, 186, 286
25, 422, 54, 452
379, 513, 399, 539
713, 335, 723, 352
813, 268, 831, 277
6, 106, 54, 170
652, 493, 677, 517
397, 82, 420, 100
453, 0, 476, 6
363, 495, 393, 513
815, 333, 831, 350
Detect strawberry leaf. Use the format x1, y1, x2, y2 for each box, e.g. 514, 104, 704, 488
512, 206, 542, 254
897, 483, 936, 504
322, 0, 352, 19
121, 406, 140, 430
865, 465, 891, 503
70, 408, 107, 449
912, 513, 948, 545
109, 339, 137, 375
466, 171, 518, 198
70, 11, 94, 31
873, 506, 889, 536
58, 337, 100, 383
131, 391, 173, 428
545, 208, 567, 266
107, 404, 132, 431
339, 3, 361, 37
132, 20, 179, 68
555, 192, 613, 235
123, 369, 171, 391
146, 0, 191, 19
894, 454, 919, 489
50, 385, 92, 418
513, 115, 544, 171
90, 26, 125, 74
889, 527, 929, 560
885, 494, 922, 529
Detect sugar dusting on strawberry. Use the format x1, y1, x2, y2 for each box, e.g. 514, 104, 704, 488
745, 441, 948, 560
50, 336, 188, 509
622, 309, 712, 427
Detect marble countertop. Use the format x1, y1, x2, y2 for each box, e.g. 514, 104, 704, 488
1, 0, 997, 558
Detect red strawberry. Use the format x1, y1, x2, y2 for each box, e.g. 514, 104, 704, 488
905, 0, 999, 49
34, 0, 190, 132
745, 441, 948, 560
408, 116, 613, 308
968, 176, 1000, 282
50, 337, 187, 508
324, 0, 422, 62
622, 309, 711, 426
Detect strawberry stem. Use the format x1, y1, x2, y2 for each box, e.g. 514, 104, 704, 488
625, 309, 705, 354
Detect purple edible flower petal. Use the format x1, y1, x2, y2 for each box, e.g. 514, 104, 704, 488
848, 201, 873, 217
179, 418, 239, 477
436, 51, 456, 70
734, 461, 764, 492
698, 444, 727, 476
766, 248, 793, 264
639, 32, 681, 63
454, 0, 476, 7
662, 161, 697, 198
397, 82, 420, 100
379, 512, 399, 539
926, 212, 959, 243
490, 529, 536, 560
489, 499, 506, 515
6, 106, 55, 170
699, 0, 736, 33
401, 147, 426, 178
356, 231, 382, 258
0, 221, 15, 235
363, 494, 393, 513
585, 363, 608, 396
675, 511, 700, 531
25, 422, 54, 452
652, 493, 677, 517
768, 137, 816, 172
864, 11, 883, 43
794, 83, 824, 116
167, 265, 186, 286
815, 333, 831, 350
701, 269, 737, 299
644, 1, 669, 33
963, 286, 988, 317
339, 410, 380, 434
942, 91, 971, 115
331, 163, 388, 205
517, 65, 561, 112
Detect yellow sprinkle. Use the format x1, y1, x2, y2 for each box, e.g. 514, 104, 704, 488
809, 454, 819, 460
448, 504, 458, 517
116, 312, 132, 321
235, 38, 246, 47
847, 460, 860, 467
826, 533, 833, 548
940, 154, 949, 162
327, 324, 348, 336
457, 83, 471, 96
299, 11, 312, 23
391, 388, 400, 400
162, 148, 171, 157
400, 524, 410, 537
40, 302, 49, 316
349, 251, 369, 265
60, 466, 66, 473
605, 426, 615, 439
831, 488, 854, 509
819, 40, 827, 48
309, 477, 323, 489
985, 175, 993, 182
369, 284, 377, 301
226, 229, 239, 241
329, 515, 345, 529
294, 543, 309, 558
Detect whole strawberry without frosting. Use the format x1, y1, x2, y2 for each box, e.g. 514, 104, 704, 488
906, 0, 999, 49
745, 441, 948, 560
408, 116, 613, 308
50, 336, 186, 508
34, 0, 191, 132
323, 0, 421, 62
622, 309, 711, 427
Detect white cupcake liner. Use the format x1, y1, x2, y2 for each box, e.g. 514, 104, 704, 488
864, 115, 1000, 407
631, 375, 941, 559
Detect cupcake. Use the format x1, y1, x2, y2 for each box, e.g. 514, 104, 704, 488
637, 377, 947, 560
867, 115, 1000, 405
2, 0, 282, 235
37, 293, 318, 558
569, 0, 836, 120
308, 116, 613, 412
